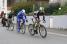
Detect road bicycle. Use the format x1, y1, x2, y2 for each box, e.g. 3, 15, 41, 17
16, 20, 26, 34
28, 18, 47, 38
6, 19, 14, 31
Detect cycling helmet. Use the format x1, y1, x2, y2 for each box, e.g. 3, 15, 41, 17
22, 9, 25, 13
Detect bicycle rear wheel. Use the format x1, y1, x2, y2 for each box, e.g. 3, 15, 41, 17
7, 23, 14, 31
39, 25, 47, 38
20, 23, 25, 34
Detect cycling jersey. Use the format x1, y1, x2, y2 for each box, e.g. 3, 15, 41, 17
8, 13, 13, 19
34, 11, 45, 21
17, 10, 26, 22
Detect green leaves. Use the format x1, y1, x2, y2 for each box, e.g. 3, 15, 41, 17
11, 2, 34, 15
52, 5, 67, 15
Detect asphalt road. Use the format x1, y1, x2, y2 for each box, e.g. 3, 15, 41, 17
0, 23, 67, 44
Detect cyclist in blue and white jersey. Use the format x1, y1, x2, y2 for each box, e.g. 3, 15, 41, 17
17, 9, 27, 32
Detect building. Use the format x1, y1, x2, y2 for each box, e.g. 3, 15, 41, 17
0, 0, 7, 13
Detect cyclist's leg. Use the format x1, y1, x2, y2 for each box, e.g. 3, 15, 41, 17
34, 18, 39, 34
8, 19, 11, 27
23, 19, 26, 31
17, 18, 20, 32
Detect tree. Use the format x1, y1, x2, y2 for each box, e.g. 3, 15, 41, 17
11, 2, 34, 16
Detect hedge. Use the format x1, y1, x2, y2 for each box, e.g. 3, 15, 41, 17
11, 2, 34, 16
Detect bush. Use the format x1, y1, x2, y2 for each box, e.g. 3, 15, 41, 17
52, 4, 67, 15
11, 2, 34, 16
44, 3, 60, 15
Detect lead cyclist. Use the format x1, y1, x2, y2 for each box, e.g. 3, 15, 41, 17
33, 9, 45, 34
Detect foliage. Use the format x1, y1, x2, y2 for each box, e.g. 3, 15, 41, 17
11, 2, 34, 16
44, 3, 60, 15
52, 4, 67, 15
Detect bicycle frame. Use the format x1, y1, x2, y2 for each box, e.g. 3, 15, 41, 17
32, 18, 40, 28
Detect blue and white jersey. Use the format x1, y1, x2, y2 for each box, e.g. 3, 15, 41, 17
17, 10, 26, 21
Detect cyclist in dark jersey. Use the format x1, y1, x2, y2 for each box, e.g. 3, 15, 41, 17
1, 13, 7, 27
8, 12, 13, 19
37, 10, 45, 21
33, 10, 45, 34
7, 12, 14, 27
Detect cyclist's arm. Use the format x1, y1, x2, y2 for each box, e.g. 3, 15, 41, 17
37, 12, 40, 20
23, 13, 27, 20
12, 14, 14, 21
43, 15, 45, 21
25, 15, 27, 20
16, 11, 22, 21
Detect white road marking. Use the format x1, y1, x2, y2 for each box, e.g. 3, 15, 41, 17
48, 32, 67, 37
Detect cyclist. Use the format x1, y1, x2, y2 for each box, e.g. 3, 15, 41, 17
17, 9, 27, 32
0, 11, 4, 18
1, 13, 7, 27
8, 11, 14, 20
7, 12, 14, 26
33, 8, 45, 34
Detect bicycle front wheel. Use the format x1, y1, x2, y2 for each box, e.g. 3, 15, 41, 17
28, 24, 35, 36
39, 25, 47, 38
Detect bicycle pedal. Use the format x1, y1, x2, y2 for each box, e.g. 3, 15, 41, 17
34, 30, 38, 34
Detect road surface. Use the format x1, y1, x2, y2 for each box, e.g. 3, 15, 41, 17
0, 23, 67, 44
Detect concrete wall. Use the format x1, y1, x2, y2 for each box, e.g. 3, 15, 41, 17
49, 0, 59, 3
15, 0, 27, 3
14, 15, 67, 29
50, 15, 67, 29
49, 0, 67, 5
60, 0, 67, 6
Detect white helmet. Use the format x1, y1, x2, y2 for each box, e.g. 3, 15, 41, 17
39, 7, 42, 11
22, 9, 25, 13
39, 7, 44, 11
